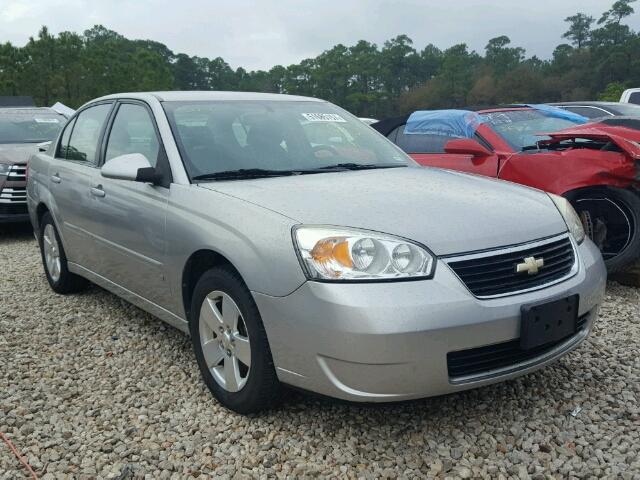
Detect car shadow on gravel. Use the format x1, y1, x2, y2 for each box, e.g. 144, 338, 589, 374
0, 222, 35, 240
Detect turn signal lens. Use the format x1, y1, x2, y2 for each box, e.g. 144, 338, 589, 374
311, 238, 354, 268
294, 226, 435, 281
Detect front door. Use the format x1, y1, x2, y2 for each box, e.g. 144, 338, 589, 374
90, 101, 171, 305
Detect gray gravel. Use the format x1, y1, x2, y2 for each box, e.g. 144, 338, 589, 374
1, 225, 639, 479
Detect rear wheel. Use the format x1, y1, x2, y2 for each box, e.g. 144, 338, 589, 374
189, 266, 281, 413
566, 188, 640, 272
39, 212, 88, 293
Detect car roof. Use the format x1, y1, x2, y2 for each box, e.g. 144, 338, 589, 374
371, 105, 536, 135
547, 101, 622, 107
465, 104, 531, 113
89, 91, 325, 104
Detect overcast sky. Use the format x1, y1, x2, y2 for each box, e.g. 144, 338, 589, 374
1, 0, 639, 70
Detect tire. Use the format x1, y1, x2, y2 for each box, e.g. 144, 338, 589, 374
189, 266, 281, 414
39, 212, 89, 294
566, 188, 640, 273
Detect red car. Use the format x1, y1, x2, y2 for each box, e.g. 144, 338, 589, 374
374, 106, 640, 271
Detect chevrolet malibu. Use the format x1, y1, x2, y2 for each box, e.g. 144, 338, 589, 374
27, 92, 606, 413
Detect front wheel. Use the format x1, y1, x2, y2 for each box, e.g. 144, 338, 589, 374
567, 188, 640, 273
189, 266, 281, 413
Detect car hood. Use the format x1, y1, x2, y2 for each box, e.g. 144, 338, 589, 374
0, 143, 38, 165
199, 167, 567, 256
542, 123, 640, 159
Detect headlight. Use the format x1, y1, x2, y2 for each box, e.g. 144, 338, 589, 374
0, 164, 10, 176
549, 194, 585, 244
293, 226, 435, 281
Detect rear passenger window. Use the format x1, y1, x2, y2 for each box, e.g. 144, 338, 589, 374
105, 104, 160, 166
65, 104, 112, 163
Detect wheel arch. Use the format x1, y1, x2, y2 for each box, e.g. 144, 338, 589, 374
181, 249, 244, 320
560, 184, 640, 202
34, 202, 51, 236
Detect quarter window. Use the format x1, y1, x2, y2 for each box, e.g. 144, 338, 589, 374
56, 117, 76, 159
65, 104, 112, 163
105, 104, 160, 166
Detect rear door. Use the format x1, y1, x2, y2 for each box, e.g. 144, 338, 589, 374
48, 102, 113, 271
389, 125, 500, 177
90, 100, 171, 305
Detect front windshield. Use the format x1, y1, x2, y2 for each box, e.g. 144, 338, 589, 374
0, 109, 66, 144
162, 100, 411, 179
482, 109, 583, 150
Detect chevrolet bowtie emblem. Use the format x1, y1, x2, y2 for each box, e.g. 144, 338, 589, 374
516, 256, 544, 275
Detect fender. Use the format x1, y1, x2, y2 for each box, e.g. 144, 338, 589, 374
498, 148, 637, 196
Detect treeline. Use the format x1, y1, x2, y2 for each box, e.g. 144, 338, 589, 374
0, 0, 638, 117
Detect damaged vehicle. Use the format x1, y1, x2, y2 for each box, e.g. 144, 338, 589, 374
374, 105, 640, 272
0, 106, 67, 223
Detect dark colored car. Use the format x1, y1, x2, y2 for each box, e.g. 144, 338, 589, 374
373, 105, 640, 272
0, 107, 67, 223
548, 101, 640, 119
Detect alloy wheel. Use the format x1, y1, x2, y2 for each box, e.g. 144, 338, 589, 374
43, 224, 61, 282
198, 290, 251, 392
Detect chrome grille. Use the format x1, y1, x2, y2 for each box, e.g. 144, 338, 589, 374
0, 186, 27, 204
446, 235, 576, 297
7, 164, 26, 181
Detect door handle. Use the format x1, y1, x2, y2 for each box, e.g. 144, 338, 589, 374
51, 174, 61, 184
90, 185, 105, 198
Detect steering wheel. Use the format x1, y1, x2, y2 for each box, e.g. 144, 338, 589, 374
312, 144, 341, 158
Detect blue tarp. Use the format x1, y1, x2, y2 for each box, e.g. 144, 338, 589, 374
517, 104, 588, 124
404, 109, 484, 138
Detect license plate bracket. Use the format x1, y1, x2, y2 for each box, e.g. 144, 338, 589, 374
520, 295, 579, 350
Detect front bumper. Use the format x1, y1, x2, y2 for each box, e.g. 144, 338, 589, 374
254, 238, 606, 402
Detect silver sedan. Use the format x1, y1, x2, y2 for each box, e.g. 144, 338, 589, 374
27, 92, 606, 413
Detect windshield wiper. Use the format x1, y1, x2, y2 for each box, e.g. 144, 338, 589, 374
310, 163, 407, 171
192, 168, 298, 181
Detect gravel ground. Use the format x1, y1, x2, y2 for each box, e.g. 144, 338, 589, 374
1, 225, 639, 480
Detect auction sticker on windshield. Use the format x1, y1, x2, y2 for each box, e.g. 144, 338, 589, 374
302, 113, 347, 123
34, 117, 60, 123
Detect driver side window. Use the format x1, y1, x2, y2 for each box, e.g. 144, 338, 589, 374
105, 104, 160, 167
394, 126, 449, 154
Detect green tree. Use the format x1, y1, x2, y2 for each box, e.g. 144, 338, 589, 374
598, 81, 626, 100
562, 13, 595, 47
485, 36, 525, 75
594, 0, 636, 45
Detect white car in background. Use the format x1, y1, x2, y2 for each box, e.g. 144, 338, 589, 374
620, 88, 640, 105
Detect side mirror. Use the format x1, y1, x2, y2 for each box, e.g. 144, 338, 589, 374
444, 138, 492, 157
37, 141, 52, 152
101, 153, 161, 184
